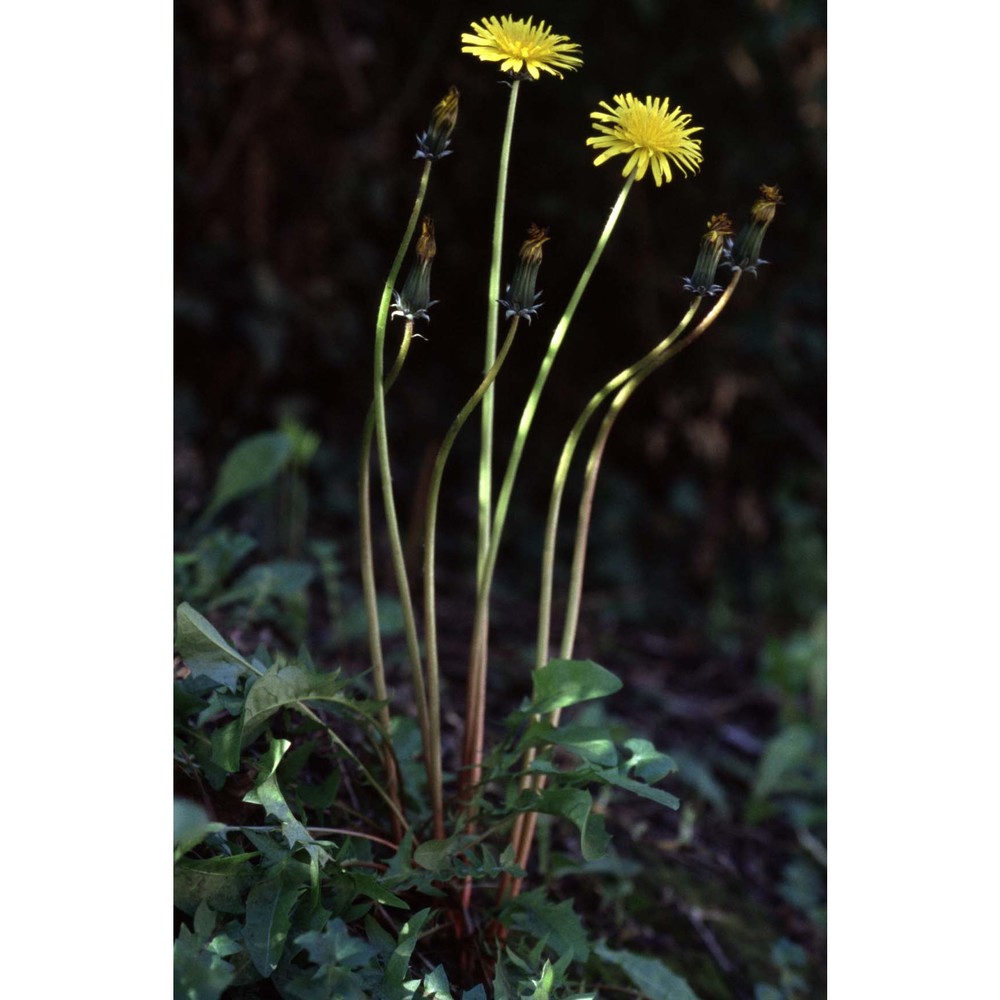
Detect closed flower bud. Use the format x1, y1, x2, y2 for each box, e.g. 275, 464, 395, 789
392, 216, 439, 322
727, 184, 783, 274
415, 86, 460, 160
499, 224, 550, 322
683, 213, 734, 296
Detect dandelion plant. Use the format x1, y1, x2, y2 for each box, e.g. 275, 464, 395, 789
176, 13, 790, 994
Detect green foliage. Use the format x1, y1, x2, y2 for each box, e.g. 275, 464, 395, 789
240, 662, 367, 751
244, 874, 307, 975
174, 903, 239, 1000
754, 938, 809, 999
177, 419, 324, 642
174, 529, 258, 607
175, 854, 258, 916
505, 892, 590, 964
761, 612, 827, 728
285, 919, 382, 999
174, 799, 226, 860
176, 601, 259, 691
511, 714, 680, 863
213, 560, 315, 610
242, 737, 331, 862
174, 603, 697, 996
594, 941, 701, 1000
175, 547, 316, 646
201, 431, 293, 525
173, 382, 825, 995
529, 659, 622, 715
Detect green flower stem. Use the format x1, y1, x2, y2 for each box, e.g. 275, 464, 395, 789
359, 322, 417, 836
369, 160, 434, 797
297, 699, 410, 833
534, 297, 702, 674
499, 297, 703, 896
462, 175, 636, 803
504, 271, 743, 899
241, 655, 409, 834
424, 317, 521, 839
559, 268, 742, 663
478, 79, 521, 611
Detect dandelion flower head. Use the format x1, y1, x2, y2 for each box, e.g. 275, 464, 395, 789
461, 15, 582, 80
587, 93, 703, 186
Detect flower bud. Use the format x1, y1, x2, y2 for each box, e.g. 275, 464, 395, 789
391, 216, 438, 322
499, 224, 550, 322
727, 184, 783, 274
415, 86, 460, 160
682, 214, 734, 296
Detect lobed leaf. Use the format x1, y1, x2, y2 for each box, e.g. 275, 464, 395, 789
242, 737, 331, 863
174, 924, 236, 1000
347, 872, 407, 910
416, 965, 454, 999
412, 838, 453, 873
288, 920, 377, 1000
508, 893, 590, 964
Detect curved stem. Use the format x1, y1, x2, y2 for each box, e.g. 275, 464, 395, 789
501, 299, 702, 899
359, 324, 416, 837
504, 270, 743, 901
461, 176, 636, 807
500, 297, 702, 896
560, 269, 743, 662
295, 700, 409, 833
423, 317, 521, 839
534, 297, 702, 675
369, 161, 434, 800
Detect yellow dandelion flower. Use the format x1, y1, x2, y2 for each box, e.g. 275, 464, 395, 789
461, 15, 582, 80
586, 93, 703, 186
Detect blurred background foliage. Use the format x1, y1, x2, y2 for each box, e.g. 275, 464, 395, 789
175, 0, 825, 655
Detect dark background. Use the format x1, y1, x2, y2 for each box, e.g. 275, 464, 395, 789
175, 0, 825, 667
